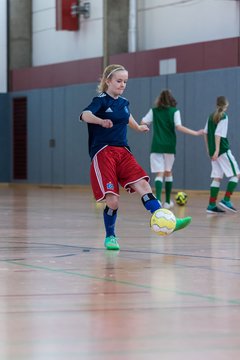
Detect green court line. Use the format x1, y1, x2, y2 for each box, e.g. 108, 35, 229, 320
4, 259, 240, 305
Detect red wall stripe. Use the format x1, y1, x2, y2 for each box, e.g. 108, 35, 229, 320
10, 37, 240, 92
10, 58, 103, 91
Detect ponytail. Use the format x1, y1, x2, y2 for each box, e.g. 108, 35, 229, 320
212, 96, 229, 124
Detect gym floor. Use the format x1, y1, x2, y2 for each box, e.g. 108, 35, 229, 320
0, 186, 240, 360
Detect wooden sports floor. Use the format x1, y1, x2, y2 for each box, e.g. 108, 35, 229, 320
0, 185, 240, 360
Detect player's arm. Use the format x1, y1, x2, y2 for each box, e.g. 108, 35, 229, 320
203, 133, 210, 156
212, 135, 221, 160
203, 120, 210, 155
81, 111, 113, 128
129, 114, 149, 132
176, 124, 204, 136
141, 109, 153, 126
212, 117, 227, 160
175, 110, 203, 135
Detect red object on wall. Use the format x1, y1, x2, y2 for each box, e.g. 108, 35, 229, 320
56, 0, 79, 31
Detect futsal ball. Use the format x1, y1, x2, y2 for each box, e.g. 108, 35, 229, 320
150, 208, 176, 236
175, 191, 188, 206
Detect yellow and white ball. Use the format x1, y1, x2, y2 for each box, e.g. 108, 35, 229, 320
150, 208, 176, 236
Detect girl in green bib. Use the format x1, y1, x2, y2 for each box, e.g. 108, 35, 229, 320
204, 96, 240, 213
141, 89, 203, 208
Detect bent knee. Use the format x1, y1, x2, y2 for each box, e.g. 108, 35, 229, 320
105, 194, 119, 210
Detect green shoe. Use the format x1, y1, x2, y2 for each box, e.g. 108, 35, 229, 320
174, 217, 192, 232
104, 235, 120, 250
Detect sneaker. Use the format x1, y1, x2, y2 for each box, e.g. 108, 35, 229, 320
163, 200, 174, 209
206, 205, 225, 214
173, 217, 192, 232
219, 199, 237, 213
104, 235, 120, 250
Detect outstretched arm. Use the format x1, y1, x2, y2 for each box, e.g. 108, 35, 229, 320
129, 114, 149, 132
176, 124, 204, 136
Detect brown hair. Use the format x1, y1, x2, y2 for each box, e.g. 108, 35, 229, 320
212, 96, 229, 124
155, 89, 177, 108
97, 64, 126, 93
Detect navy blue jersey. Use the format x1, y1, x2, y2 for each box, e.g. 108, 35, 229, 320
82, 92, 131, 159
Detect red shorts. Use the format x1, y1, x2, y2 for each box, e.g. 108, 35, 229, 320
90, 146, 149, 201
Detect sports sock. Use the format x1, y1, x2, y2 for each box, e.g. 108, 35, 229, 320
155, 176, 163, 201
165, 176, 173, 203
103, 206, 118, 237
209, 180, 220, 207
141, 193, 161, 214
224, 176, 238, 201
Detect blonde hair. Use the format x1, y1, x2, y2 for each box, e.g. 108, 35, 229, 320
97, 64, 126, 93
212, 96, 229, 124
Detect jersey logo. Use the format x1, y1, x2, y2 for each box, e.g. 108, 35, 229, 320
105, 107, 113, 113
106, 182, 114, 190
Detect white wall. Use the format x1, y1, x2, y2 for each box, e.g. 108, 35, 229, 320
32, 0, 103, 66
0, 0, 7, 92
32, 0, 240, 67
138, 0, 240, 50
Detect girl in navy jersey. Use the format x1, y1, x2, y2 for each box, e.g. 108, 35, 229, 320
80, 65, 191, 250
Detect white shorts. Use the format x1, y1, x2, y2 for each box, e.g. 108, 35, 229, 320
211, 150, 240, 178
150, 153, 175, 173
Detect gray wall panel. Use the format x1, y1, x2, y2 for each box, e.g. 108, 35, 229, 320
167, 74, 186, 190
150, 76, 168, 101
28, 90, 41, 183
52, 87, 66, 184
40, 90, 53, 185
125, 78, 152, 181
65, 83, 96, 185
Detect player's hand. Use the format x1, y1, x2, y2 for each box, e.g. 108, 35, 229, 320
138, 124, 149, 132
211, 151, 219, 161
197, 129, 205, 135
101, 119, 113, 128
